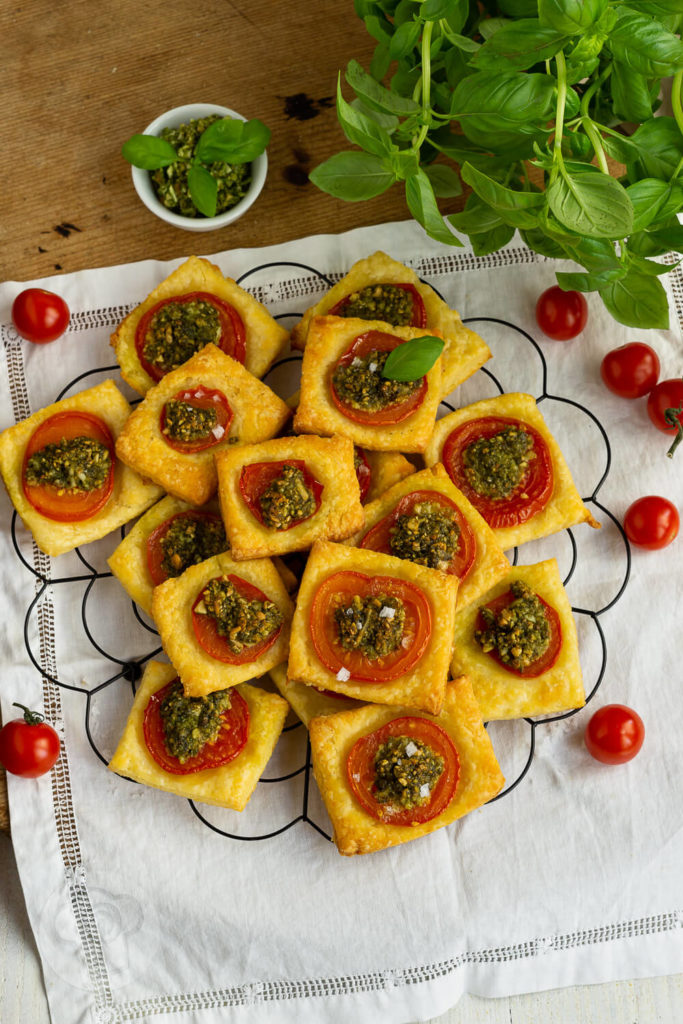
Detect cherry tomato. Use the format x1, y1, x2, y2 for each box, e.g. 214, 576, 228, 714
330, 330, 427, 425
239, 460, 323, 529
0, 704, 60, 777
600, 343, 660, 399
535, 286, 588, 340
623, 495, 679, 550
143, 681, 248, 775
12, 288, 70, 344
476, 588, 562, 677
347, 716, 459, 825
584, 704, 644, 765
191, 574, 282, 664
329, 282, 427, 327
647, 378, 683, 458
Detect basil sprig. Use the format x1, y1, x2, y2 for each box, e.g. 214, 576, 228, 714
382, 335, 444, 380
122, 118, 270, 218
311, 2, 683, 329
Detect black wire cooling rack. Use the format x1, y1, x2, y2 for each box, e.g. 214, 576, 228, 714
7, 258, 631, 842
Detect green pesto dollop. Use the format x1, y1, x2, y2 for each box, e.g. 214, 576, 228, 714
334, 593, 405, 660
142, 299, 222, 374
196, 576, 282, 655
162, 399, 218, 443
258, 463, 316, 530
389, 500, 460, 571
338, 284, 414, 325
159, 679, 232, 763
332, 349, 419, 413
150, 115, 251, 218
159, 516, 228, 579
373, 735, 444, 809
475, 580, 550, 670
462, 426, 534, 500
24, 437, 111, 493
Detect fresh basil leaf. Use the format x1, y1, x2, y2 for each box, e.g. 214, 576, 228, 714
390, 18, 422, 59
449, 193, 507, 233
350, 97, 399, 131
382, 335, 445, 380
405, 169, 463, 245
610, 62, 654, 123
394, 0, 419, 25
627, 118, 683, 180
336, 77, 395, 157
364, 12, 393, 44
470, 20, 569, 71
461, 162, 545, 229
391, 63, 422, 96
370, 41, 392, 79
445, 0, 469, 33
600, 128, 645, 166
632, 222, 683, 255
422, 0, 454, 19
563, 236, 621, 270
187, 164, 218, 217
195, 118, 270, 164
452, 71, 556, 153
309, 151, 396, 200
608, 7, 683, 77
626, 178, 683, 232
121, 134, 178, 170
478, 17, 511, 41
562, 129, 594, 160
346, 59, 420, 115
469, 222, 516, 255
539, 0, 607, 35
424, 163, 463, 197
599, 269, 670, 329
565, 56, 600, 84
627, 252, 680, 276
520, 227, 569, 259
498, 0, 539, 14
389, 148, 421, 179
556, 268, 626, 292
448, 33, 481, 53
548, 169, 634, 239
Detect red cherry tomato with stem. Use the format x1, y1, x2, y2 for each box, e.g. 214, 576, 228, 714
647, 378, 683, 458
535, 286, 588, 340
12, 288, 70, 344
0, 703, 60, 777
584, 704, 644, 765
600, 343, 660, 399
623, 495, 679, 550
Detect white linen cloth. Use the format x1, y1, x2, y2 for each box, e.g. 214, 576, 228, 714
1, 220, 682, 1024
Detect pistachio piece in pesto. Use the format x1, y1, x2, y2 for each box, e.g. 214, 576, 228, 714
475, 580, 550, 671
337, 284, 415, 325
334, 593, 405, 660
463, 426, 534, 500
159, 516, 227, 578
389, 500, 460, 570
24, 436, 111, 493
332, 348, 420, 412
159, 679, 232, 763
196, 576, 282, 655
162, 399, 218, 443
373, 734, 444, 809
258, 463, 317, 530
143, 299, 222, 374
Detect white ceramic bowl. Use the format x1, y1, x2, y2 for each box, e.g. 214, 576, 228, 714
131, 103, 268, 233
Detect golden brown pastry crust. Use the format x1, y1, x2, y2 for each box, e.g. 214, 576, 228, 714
110, 255, 289, 395
215, 434, 364, 560
344, 463, 510, 611
293, 316, 443, 453
423, 392, 600, 551
108, 660, 289, 811
363, 449, 416, 504
114, 343, 290, 506
286, 540, 459, 715
0, 379, 163, 557
450, 559, 585, 720
268, 662, 362, 727
309, 676, 505, 855
151, 551, 294, 697
289, 250, 490, 397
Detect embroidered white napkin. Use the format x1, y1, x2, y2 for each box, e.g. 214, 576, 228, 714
1, 220, 682, 1024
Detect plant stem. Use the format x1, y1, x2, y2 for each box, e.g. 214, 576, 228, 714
671, 71, 683, 140
550, 50, 568, 186
413, 20, 434, 152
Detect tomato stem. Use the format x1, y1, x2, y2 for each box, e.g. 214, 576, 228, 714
12, 702, 46, 726
665, 403, 683, 458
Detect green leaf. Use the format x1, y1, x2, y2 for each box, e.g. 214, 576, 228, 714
599, 269, 670, 329
121, 134, 177, 170
626, 178, 683, 232
547, 169, 634, 239
562, 236, 621, 270
364, 12, 393, 44
449, 193, 507, 233
627, 252, 680, 276
448, 33, 481, 53
405, 169, 464, 245
195, 118, 270, 164
346, 59, 420, 115
452, 71, 556, 154
608, 7, 683, 77
478, 17, 511, 41
630, 222, 683, 255
600, 129, 645, 166
389, 18, 422, 58
469, 222, 516, 255
382, 335, 445, 380
610, 62, 654, 123
423, 163, 463, 197
461, 162, 545, 228
520, 227, 569, 259
627, 118, 683, 180
539, 0, 607, 35
470, 20, 569, 71
498, 0, 540, 14
350, 97, 399, 130
187, 164, 218, 217
309, 151, 396, 200
422, 0, 453, 18
556, 268, 626, 292
370, 42, 392, 79
336, 77, 395, 157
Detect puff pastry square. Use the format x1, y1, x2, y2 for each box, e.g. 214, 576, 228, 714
424, 392, 600, 551
111, 255, 289, 395
115, 343, 290, 505
289, 250, 490, 397
108, 660, 289, 810
309, 676, 505, 855
151, 551, 294, 697
287, 540, 459, 715
363, 449, 415, 504
268, 662, 362, 727
344, 462, 510, 611
294, 316, 443, 453
450, 559, 585, 720
0, 379, 163, 557
215, 433, 364, 560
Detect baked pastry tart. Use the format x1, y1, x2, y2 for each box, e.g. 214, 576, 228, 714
151, 551, 293, 697
114, 343, 290, 506
424, 392, 600, 551
0, 379, 163, 556
360, 448, 415, 503
289, 250, 490, 397
111, 255, 289, 395
215, 434, 364, 560
308, 676, 504, 855
268, 662, 362, 727
108, 660, 289, 810
450, 559, 585, 720
294, 316, 443, 453
287, 540, 459, 715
